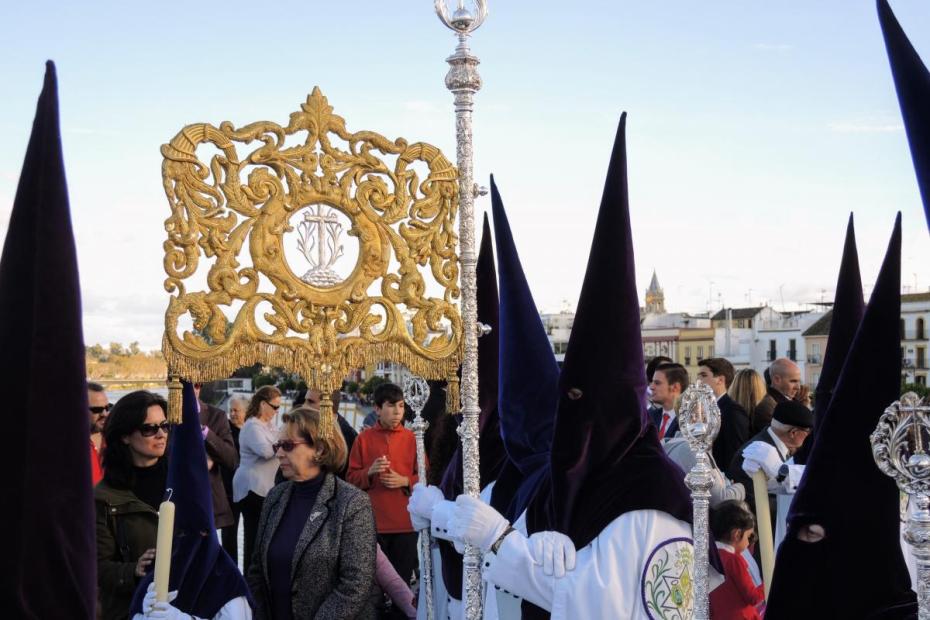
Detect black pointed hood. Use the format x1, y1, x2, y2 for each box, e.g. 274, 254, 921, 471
767, 214, 916, 618
879, 0, 930, 231
526, 114, 693, 549
0, 62, 96, 618
795, 214, 865, 464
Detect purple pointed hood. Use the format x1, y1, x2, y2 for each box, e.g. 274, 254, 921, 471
795, 214, 865, 464
526, 114, 693, 548
491, 176, 560, 521
131, 382, 252, 617
438, 213, 506, 598
767, 214, 916, 618
0, 62, 96, 618
879, 0, 930, 232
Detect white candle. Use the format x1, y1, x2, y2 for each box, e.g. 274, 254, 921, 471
154, 500, 175, 602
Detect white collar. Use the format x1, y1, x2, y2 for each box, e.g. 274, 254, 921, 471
766, 427, 789, 461
715, 541, 736, 553
662, 408, 676, 418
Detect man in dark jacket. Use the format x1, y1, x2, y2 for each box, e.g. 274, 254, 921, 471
752, 358, 801, 433
697, 357, 750, 469
195, 383, 239, 529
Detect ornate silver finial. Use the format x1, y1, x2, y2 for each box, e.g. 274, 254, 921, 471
435, 0, 488, 35
403, 375, 433, 619
872, 392, 930, 618
677, 380, 722, 620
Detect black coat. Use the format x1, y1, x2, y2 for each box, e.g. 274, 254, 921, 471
712, 394, 751, 471
199, 400, 239, 528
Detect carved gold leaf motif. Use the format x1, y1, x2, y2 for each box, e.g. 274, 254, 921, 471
160, 88, 463, 418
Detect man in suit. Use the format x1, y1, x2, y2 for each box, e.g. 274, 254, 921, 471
697, 357, 750, 469
752, 358, 802, 433
648, 362, 688, 440
194, 382, 239, 530
727, 400, 813, 528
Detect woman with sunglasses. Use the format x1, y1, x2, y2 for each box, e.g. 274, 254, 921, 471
94, 390, 170, 620
247, 407, 376, 619
233, 385, 282, 575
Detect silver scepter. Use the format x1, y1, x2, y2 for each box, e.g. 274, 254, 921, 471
434, 2, 488, 619
404, 376, 434, 620
678, 381, 722, 620
872, 392, 930, 620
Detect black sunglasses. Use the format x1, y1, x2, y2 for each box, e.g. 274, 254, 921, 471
90, 404, 113, 415
273, 439, 310, 452
265, 402, 281, 411
138, 421, 170, 437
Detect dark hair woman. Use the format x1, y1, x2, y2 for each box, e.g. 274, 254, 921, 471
247, 407, 377, 619
233, 384, 282, 576
95, 390, 169, 620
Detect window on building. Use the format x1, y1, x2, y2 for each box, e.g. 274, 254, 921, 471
919, 347, 927, 370
697, 346, 704, 360
684, 346, 691, 366
709, 345, 714, 357
918, 375, 927, 387
789, 339, 797, 362
768, 340, 777, 362
902, 319, 907, 340
919, 318, 926, 341
748, 319, 753, 328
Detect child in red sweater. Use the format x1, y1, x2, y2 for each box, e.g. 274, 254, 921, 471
710, 500, 765, 620
347, 383, 424, 585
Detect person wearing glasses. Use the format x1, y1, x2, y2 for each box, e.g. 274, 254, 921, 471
94, 390, 170, 620
248, 407, 377, 619
233, 385, 282, 576
709, 500, 764, 620
88, 381, 112, 486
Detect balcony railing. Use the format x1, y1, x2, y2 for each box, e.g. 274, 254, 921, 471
807, 355, 821, 364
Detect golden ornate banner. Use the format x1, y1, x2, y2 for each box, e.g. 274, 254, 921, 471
159, 87, 463, 429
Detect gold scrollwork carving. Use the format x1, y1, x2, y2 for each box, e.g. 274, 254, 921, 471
160, 88, 462, 429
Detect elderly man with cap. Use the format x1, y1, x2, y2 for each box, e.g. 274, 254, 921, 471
728, 400, 813, 548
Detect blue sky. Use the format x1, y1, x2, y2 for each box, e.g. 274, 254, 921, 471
1, 1, 929, 349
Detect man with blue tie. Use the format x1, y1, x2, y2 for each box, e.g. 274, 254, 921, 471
647, 362, 688, 440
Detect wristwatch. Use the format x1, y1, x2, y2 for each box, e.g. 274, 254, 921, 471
490, 526, 515, 555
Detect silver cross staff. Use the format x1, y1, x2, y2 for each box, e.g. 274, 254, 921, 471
872, 392, 930, 620
678, 381, 721, 620
434, 1, 488, 618
403, 376, 434, 620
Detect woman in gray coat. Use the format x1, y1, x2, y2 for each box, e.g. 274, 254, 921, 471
247, 407, 377, 619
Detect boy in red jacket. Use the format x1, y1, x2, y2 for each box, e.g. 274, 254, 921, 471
347, 383, 424, 585
710, 500, 765, 620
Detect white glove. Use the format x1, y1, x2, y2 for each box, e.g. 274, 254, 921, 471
741, 441, 783, 480
142, 583, 179, 616
529, 531, 576, 577
449, 494, 510, 553
408, 483, 444, 531
149, 601, 191, 620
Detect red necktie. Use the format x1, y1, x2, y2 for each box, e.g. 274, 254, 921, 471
659, 413, 670, 439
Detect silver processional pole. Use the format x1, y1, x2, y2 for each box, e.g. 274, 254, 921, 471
404, 376, 434, 620
678, 381, 722, 620
872, 392, 930, 620
434, 2, 488, 619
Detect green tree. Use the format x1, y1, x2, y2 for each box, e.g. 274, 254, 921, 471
109, 342, 125, 357
254, 373, 277, 389
87, 343, 106, 360
360, 375, 388, 395
128, 341, 141, 356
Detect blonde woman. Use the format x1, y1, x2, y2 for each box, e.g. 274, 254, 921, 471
233, 385, 282, 575
247, 407, 376, 619
729, 369, 768, 435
